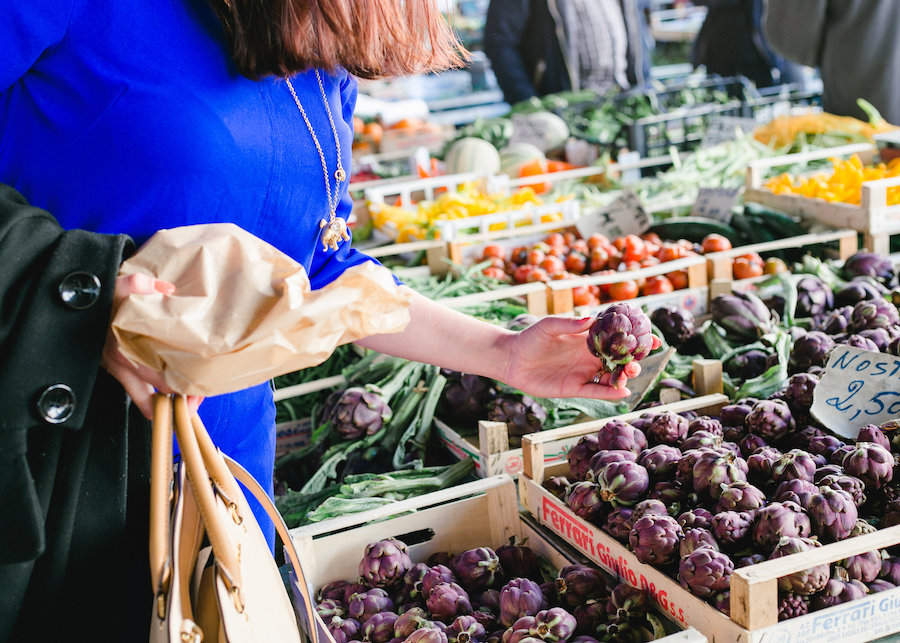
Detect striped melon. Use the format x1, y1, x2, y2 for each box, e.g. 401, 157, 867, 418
499, 143, 545, 176
444, 137, 501, 175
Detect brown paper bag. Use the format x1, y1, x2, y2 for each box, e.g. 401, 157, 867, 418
112, 223, 410, 396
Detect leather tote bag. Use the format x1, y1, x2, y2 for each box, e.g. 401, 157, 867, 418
148, 394, 317, 643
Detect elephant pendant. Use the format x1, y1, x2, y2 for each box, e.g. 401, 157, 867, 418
320, 216, 350, 251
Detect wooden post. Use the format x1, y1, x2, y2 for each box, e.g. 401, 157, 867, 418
426, 244, 450, 276
447, 241, 465, 266
547, 287, 573, 315
526, 289, 550, 316
730, 571, 779, 630
693, 359, 723, 396
521, 435, 546, 485
709, 278, 732, 301
838, 231, 859, 259
707, 256, 733, 282
864, 231, 891, 256
686, 261, 708, 288
478, 421, 510, 478
485, 477, 521, 546
658, 388, 682, 405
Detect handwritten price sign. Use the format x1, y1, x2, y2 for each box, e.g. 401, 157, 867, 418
575, 190, 651, 239
811, 346, 900, 439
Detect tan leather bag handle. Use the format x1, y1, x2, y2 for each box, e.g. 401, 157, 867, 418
149, 394, 317, 643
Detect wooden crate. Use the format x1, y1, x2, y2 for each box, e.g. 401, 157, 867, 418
517, 397, 900, 642
286, 475, 706, 643
704, 227, 858, 281
433, 366, 723, 479
744, 142, 900, 254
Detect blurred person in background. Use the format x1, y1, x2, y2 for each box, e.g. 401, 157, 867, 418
764, 0, 900, 124
691, 0, 800, 88
483, 0, 654, 105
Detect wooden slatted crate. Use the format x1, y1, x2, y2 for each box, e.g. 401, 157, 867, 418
286, 475, 707, 643
744, 142, 900, 254
517, 397, 900, 642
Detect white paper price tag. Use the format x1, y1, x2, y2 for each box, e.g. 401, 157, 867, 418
700, 116, 758, 148
575, 190, 651, 239
811, 346, 900, 439
690, 187, 741, 223
508, 114, 552, 151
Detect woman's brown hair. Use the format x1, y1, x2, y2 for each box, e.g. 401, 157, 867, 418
211, 0, 468, 79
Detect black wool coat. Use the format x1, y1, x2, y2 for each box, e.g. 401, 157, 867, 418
0, 184, 151, 642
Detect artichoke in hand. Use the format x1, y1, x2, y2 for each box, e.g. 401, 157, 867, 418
587, 303, 661, 389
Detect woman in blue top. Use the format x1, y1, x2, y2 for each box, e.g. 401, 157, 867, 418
0, 0, 641, 639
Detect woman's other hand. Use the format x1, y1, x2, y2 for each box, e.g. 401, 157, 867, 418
100, 273, 202, 418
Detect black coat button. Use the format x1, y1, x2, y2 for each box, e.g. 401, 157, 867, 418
36, 385, 76, 424
59, 271, 102, 309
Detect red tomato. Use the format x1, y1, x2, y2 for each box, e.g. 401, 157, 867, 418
622, 235, 647, 263
527, 248, 546, 266
644, 275, 675, 295
667, 270, 689, 290
589, 247, 610, 273
482, 244, 506, 260
564, 251, 588, 274
572, 285, 595, 307
544, 232, 566, 248
481, 266, 509, 281
642, 232, 662, 245
513, 264, 536, 283
525, 267, 550, 283
587, 233, 611, 250
569, 239, 589, 256
701, 234, 732, 253
734, 257, 764, 280
737, 251, 765, 267
607, 279, 640, 301
540, 255, 566, 274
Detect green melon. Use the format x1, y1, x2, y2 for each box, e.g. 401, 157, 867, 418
499, 142, 546, 176
444, 137, 502, 175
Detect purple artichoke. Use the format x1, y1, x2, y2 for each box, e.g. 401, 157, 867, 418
842, 252, 895, 284
650, 305, 695, 347
796, 276, 834, 317
317, 599, 346, 621
402, 563, 432, 603
428, 583, 473, 623
809, 577, 868, 611
680, 430, 724, 452
571, 600, 608, 637
555, 564, 606, 609
738, 433, 769, 458
488, 395, 546, 442
395, 609, 432, 640
807, 487, 858, 542
472, 590, 501, 614
630, 498, 669, 523
647, 480, 688, 514
818, 474, 867, 507
838, 550, 883, 583
499, 578, 545, 627
752, 501, 812, 551
710, 292, 774, 340
869, 579, 896, 593
835, 277, 889, 308
675, 448, 715, 487
543, 476, 570, 500
348, 588, 395, 624
454, 548, 504, 593
422, 565, 457, 599
772, 449, 818, 484
821, 305, 854, 334
496, 538, 541, 582
446, 615, 486, 643
747, 445, 782, 481
720, 398, 756, 428
725, 348, 771, 380
565, 481, 605, 524
778, 594, 809, 622
329, 617, 363, 643
716, 480, 766, 513
404, 628, 449, 643
842, 442, 895, 490
773, 478, 818, 509
606, 583, 650, 619
637, 445, 682, 480
602, 507, 634, 543
857, 424, 892, 450
710, 511, 754, 550
365, 612, 401, 643
841, 333, 881, 351
318, 579, 354, 603
814, 464, 844, 481
692, 450, 748, 500
595, 419, 648, 454
807, 434, 848, 463
440, 372, 497, 425
586, 303, 658, 388
860, 326, 898, 350
566, 435, 600, 482
789, 331, 836, 374
587, 450, 637, 482
530, 608, 576, 642
688, 415, 724, 437
330, 387, 393, 440
360, 538, 412, 589
781, 373, 820, 423
677, 507, 714, 531
678, 548, 733, 598
769, 537, 829, 595
679, 528, 719, 558
849, 297, 899, 332
628, 514, 683, 566
746, 399, 795, 443
596, 460, 650, 507
735, 553, 766, 568
646, 411, 689, 446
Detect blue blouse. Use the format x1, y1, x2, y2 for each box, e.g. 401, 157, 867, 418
0, 0, 376, 522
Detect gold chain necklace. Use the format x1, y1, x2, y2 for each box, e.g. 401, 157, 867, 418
285, 69, 350, 251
